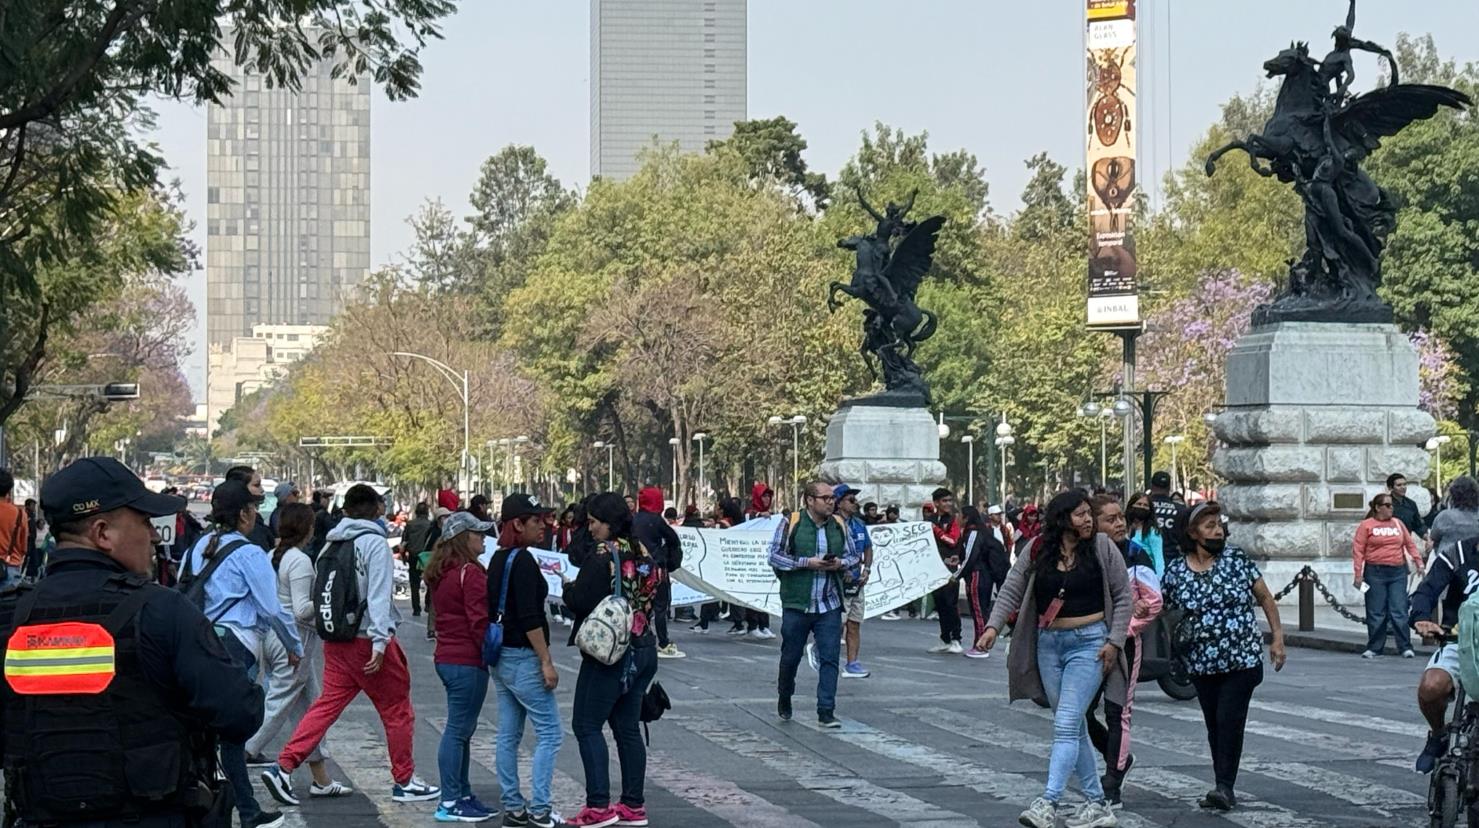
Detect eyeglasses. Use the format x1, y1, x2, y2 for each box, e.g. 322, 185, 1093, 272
808, 494, 836, 502
1376, 501, 1394, 508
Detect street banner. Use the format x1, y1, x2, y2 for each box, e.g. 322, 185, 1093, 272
498, 548, 714, 607
1085, 0, 1141, 329
669, 518, 951, 620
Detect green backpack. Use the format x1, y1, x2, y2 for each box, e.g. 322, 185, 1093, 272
1457, 590, 1479, 694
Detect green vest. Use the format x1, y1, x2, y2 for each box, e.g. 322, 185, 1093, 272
778, 512, 847, 611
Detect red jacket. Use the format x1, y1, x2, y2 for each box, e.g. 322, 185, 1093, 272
430, 562, 490, 667
437, 488, 461, 512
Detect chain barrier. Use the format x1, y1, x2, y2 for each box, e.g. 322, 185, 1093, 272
1271, 565, 1364, 624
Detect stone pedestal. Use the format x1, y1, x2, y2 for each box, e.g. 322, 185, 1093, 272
1212, 322, 1433, 604
815, 404, 947, 521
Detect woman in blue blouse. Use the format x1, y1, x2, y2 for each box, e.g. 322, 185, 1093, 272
1162, 502, 1286, 813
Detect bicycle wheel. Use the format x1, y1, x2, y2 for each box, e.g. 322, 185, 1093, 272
1158, 673, 1199, 701
1431, 771, 1458, 828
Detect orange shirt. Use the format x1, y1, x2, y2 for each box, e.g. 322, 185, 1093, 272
1352, 516, 1421, 580
0, 500, 28, 568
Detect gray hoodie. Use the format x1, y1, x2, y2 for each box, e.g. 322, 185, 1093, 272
325, 517, 399, 654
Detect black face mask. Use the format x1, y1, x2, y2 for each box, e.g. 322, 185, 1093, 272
1201, 537, 1227, 555
1126, 506, 1153, 523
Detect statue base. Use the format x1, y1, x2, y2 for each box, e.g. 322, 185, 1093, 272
1251, 296, 1395, 327
815, 402, 947, 522
1212, 322, 1433, 607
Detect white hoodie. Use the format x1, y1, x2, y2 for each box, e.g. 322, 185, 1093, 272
325, 517, 399, 654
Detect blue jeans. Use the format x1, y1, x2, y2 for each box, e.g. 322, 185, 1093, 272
1037, 621, 1109, 804
218, 629, 264, 821
777, 607, 843, 714
436, 662, 490, 802
1363, 563, 1411, 654
572, 640, 658, 807
493, 648, 563, 815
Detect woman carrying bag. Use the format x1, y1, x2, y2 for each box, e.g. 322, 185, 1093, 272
564, 493, 664, 828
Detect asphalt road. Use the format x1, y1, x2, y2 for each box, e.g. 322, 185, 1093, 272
239, 598, 1430, 828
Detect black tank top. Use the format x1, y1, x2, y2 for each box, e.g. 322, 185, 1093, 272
1034, 553, 1105, 618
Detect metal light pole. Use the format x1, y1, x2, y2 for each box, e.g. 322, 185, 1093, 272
668, 436, 680, 502
392, 352, 470, 495
692, 432, 709, 510
994, 415, 1015, 501
1164, 435, 1185, 492
768, 415, 807, 510
1079, 401, 1113, 484
961, 435, 975, 505
592, 441, 614, 490
1429, 435, 1453, 494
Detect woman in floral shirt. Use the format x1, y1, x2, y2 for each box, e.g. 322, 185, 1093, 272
1162, 501, 1286, 813
565, 492, 664, 828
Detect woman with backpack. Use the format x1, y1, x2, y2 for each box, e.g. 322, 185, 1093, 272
564, 492, 664, 828
244, 503, 351, 798
426, 511, 497, 822
975, 490, 1133, 828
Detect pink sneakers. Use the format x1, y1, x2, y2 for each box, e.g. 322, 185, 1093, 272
567, 806, 619, 827
614, 804, 649, 827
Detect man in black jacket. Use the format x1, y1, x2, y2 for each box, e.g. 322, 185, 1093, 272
1388, 473, 1429, 542
634, 486, 684, 659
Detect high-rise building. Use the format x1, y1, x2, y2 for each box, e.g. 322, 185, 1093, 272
590, 0, 747, 180
205, 36, 370, 350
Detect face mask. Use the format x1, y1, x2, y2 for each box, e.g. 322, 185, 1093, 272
1201, 537, 1227, 555
1127, 506, 1153, 523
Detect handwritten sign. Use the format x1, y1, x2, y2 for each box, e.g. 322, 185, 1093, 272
485, 547, 714, 607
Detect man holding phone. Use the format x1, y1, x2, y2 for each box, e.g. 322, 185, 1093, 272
768, 480, 863, 729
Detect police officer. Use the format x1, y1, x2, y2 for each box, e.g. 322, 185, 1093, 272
1149, 470, 1189, 559
0, 457, 267, 827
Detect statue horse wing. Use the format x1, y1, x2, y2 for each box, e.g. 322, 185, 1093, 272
1334, 83, 1472, 160
883, 215, 945, 301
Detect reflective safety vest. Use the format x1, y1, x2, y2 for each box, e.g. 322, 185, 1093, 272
0, 572, 202, 823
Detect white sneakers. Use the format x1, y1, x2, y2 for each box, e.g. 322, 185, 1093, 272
928, 641, 964, 655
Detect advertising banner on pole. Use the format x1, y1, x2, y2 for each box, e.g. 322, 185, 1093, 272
1085, 0, 1141, 330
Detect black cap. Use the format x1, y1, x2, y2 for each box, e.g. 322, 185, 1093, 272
500, 492, 553, 522
1150, 471, 1173, 490
212, 480, 264, 516
41, 456, 186, 524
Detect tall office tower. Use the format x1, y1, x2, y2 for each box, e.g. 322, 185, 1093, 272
590, 0, 747, 180
205, 35, 371, 350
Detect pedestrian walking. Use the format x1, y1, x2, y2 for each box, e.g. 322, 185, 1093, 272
1353, 493, 1423, 658
182, 481, 303, 828
1123, 492, 1165, 576
634, 486, 685, 659
269, 482, 300, 535
0, 468, 28, 588
225, 465, 277, 551
1161, 501, 1287, 812
565, 492, 664, 827
928, 488, 965, 654
977, 490, 1132, 828
1429, 475, 1479, 561
1086, 495, 1162, 807
959, 505, 1008, 659
488, 494, 564, 828
739, 483, 777, 639
427, 510, 497, 822
835, 484, 874, 678
262, 484, 439, 807
402, 502, 437, 618
1148, 471, 1188, 559
770, 480, 862, 728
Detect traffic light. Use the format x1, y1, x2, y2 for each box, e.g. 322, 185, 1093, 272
101, 382, 139, 401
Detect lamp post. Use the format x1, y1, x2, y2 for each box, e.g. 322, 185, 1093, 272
592, 440, 614, 490
1429, 435, 1453, 494
960, 435, 975, 505
668, 436, 680, 501
994, 416, 1015, 501
392, 352, 470, 495
768, 415, 807, 510
1079, 401, 1116, 485
692, 432, 709, 510
1164, 435, 1185, 492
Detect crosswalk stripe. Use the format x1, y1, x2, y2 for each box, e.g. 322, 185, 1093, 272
1246, 698, 1417, 737
899, 707, 1328, 828
323, 719, 433, 828
1133, 700, 1401, 761
669, 713, 979, 826
810, 712, 1164, 828
646, 748, 825, 828
430, 714, 587, 812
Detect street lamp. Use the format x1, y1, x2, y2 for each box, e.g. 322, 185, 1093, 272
592, 440, 615, 490
994, 415, 1015, 501
1428, 434, 1453, 494
668, 437, 680, 501
768, 415, 807, 510
960, 435, 975, 505
1164, 435, 1186, 492
692, 432, 710, 510
1079, 402, 1116, 485
392, 352, 470, 496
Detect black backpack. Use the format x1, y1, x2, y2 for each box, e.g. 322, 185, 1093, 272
176, 535, 249, 621
314, 537, 368, 642
640, 680, 671, 746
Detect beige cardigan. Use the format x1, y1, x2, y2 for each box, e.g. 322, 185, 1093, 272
984, 533, 1134, 707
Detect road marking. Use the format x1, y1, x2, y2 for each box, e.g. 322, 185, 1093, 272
1244, 699, 1418, 737
432, 714, 587, 812
320, 719, 436, 828
646, 748, 825, 828
669, 713, 978, 826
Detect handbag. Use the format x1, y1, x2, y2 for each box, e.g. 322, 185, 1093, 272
576, 542, 633, 666
482, 553, 518, 668
639, 680, 671, 746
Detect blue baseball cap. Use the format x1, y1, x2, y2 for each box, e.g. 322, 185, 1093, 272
833, 483, 862, 501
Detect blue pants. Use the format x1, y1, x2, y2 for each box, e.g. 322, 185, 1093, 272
572, 641, 658, 808
778, 608, 843, 715
218, 629, 265, 822
493, 648, 563, 816
436, 662, 489, 803
1363, 563, 1411, 654
1037, 622, 1109, 804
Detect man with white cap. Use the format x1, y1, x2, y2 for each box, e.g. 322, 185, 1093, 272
987, 504, 1015, 552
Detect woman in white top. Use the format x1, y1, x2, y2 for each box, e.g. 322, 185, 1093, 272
245, 503, 351, 801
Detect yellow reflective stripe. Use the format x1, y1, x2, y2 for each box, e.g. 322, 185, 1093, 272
5, 662, 114, 677
5, 646, 114, 661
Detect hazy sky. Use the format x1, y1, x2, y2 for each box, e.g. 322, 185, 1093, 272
149, 0, 1479, 400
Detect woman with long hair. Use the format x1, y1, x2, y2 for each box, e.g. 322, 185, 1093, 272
1353, 493, 1423, 658
426, 511, 496, 822
1123, 492, 1165, 575
977, 490, 1132, 828
564, 493, 664, 828
1162, 502, 1286, 811
245, 503, 350, 798
957, 505, 1007, 660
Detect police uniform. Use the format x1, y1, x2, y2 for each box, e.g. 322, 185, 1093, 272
0, 458, 264, 827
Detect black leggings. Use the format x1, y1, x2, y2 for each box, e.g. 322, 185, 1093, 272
932, 580, 960, 643
1189, 664, 1264, 791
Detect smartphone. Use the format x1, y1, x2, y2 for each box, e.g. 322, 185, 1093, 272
823, 552, 838, 561
1358, 582, 1370, 594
